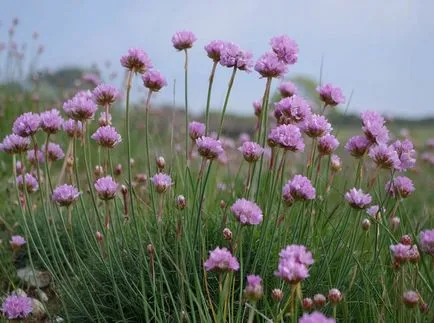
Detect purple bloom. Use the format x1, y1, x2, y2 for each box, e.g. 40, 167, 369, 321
43, 142, 65, 161
10, 235, 26, 247
244, 275, 264, 301
63, 119, 83, 138
345, 188, 372, 209
94, 176, 118, 200
52, 184, 80, 207
16, 173, 39, 193
40, 108, 64, 134
345, 136, 371, 158
1, 294, 33, 320
220, 42, 254, 72
63, 91, 97, 121
402, 291, 419, 308
318, 134, 339, 155
253, 100, 262, 117
0, 134, 30, 154
196, 136, 224, 160
268, 124, 305, 152
91, 126, 122, 148
366, 205, 381, 219
151, 173, 173, 193
274, 96, 311, 125
390, 243, 419, 263
189, 121, 206, 140
204, 247, 239, 272
82, 73, 100, 86
142, 70, 167, 92
92, 84, 120, 106
12, 112, 41, 137
316, 83, 345, 106
299, 312, 335, 323
238, 141, 263, 162
270, 35, 299, 65
392, 139, 416, 171
302, 114, 332, 138
275, 244, 313, 284
230, 198, 263, 225
204, 40, 227, 62
282, 175, 316, 206
27, 149, 45, 165
278, 81, 298, 98
385, 176, 415, 199
361, 110, 389, 144
419, 229, 434, 256
368, 144, 400, 170
120, 48, 152, 74
172, 30, 197, 50
254, 52, 288, 78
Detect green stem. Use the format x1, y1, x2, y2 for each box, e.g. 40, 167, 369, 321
205, 61, 218, 134
125, 70, 135, 219
217, 67, 237, 138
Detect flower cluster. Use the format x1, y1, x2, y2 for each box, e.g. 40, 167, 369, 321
12, 112, 41, 137
151, 173, 173, 193
16, 173, 39, 193
282, 175, 316, 206
316, 83, 345, 106
204, 247, 239, 272
63, 90, 97, 121
95, 176, 118, 200
1, 294, 33, 320
274, 95, 311, 125
361, 110, 389, 144
120, 48, 152, 73
91, 126, 122, 148
345, 188, 372, 209
268, 124, 305, 151
172, 31, 197, 50
230, 198, 263, 225
275, 244, 313, 284
238, 141, 263, 162
196, 136, 224, 159
390, 243, 420, 264
92, 84, 120, 106
385, 176, 415, 199
220, 42, 254, 72
142, 70, 167, 92
419, 229, 434, 256
40, 108, 64, 134
52, 184, 81, 207
0, 134, 30, 154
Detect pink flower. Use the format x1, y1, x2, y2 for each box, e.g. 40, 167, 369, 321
94, 176, 118, 200
345, 188, 372, 209
172, 31, 197, 50
196, 136, 224, 160
238, 141, 263, 162
151, 173, 173, 193
317, 83, 345, 106
204, 247, 239, 272
142, 70, 167, 92
270, 35, 299, 65
230, 198, 263, 225
385, 176, 415, 199
120, 48, 152, 74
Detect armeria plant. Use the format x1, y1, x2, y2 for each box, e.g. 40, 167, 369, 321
0, 30, 433, 323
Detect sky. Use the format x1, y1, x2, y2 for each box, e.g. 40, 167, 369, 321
1, 0, 434, 118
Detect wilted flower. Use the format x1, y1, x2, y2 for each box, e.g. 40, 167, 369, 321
282, 175, 316, 206
238, 141, 263, 162
385, 176, 415, 199
1, 294, 33, 320
204, 247, 239, 272
345, 188, 372, 209
12, 112, 41, 137
302, 114, 332, 138
278, 81, 298, 98
63, 119, 83, 138
0, 134, 30, 154
345, 136, 371, 158
270, 35, 298, 65
17, 173, 39, 193
230, 198, 263, 225
188, 121, 206, 140
142, 70, 167, 92
299, 312, 335, 323
254, 52, 287, 78
419, 229, 434, 257
120, 48, 152, 74
318, 134, 339, 155
63, 91, 97, 121
317, 83, 345, 106
95, 176, 118, 200
92, 84, 120, 106
268, 124, 305, 151
40, 108, 64, 134
361, 110, 389, 144
244, 275, 264, 301
369, 144, 400, 170
91, 126, 122, 148
151, 173, 173, 193
204, 40, 227, 62
196, 136, 224, 159
52, 184, 80, 207
172, 31, 197, 50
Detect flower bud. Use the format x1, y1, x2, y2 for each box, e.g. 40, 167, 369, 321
96, 231, 103, 241
400, 235, 412, 245
390, 216, 400, 230
313, 294, 326, 308
271, 289, 283, 302
156, 156, 165, 171
302, 297, 314, 311
66, 156, 74, 168
403, 291, 419, 308
220, 200, 226, 209
147, 244, 154, 255
130, 158, 135, 167
94, 165, 103, 178
114, 164, 122, 176
223, 228, 232, 240
419, 303, 429, 313
361, 218, 371, 231
176, 195, 186, 210
328, 288, 343, 305
121, 185, 128, 195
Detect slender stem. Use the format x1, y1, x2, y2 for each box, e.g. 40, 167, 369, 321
184, 49, 189, 162
125, 70, 135, 219
144, 89, 157, 218
217, 67, 237, 138
205, 61, 218, 134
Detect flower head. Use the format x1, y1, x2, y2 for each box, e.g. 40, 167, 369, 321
196, 136, 224, 159
270, 35, 299, 65
278, 81, 298, 98
299, 312, 335, 323
244, 275, 264, 301
274, 96, 311, 125
345, 136, 371, 158
402, 291, 419, 308
220, 42, 254, 72
275, 244, 313, 284
172, 30, 197, 50
17, 173, 38, 193
302, 114, 332, 138
385, 176, 415, 199
120, 48, 152, 73
91, 126, 122, 148
94, 176, 118, 200
204, 40, 227, 62
151, 173, 173, 193
330, 154, 342, 172
10, 235, 26, 248
12, 112, 41, 137
63, 91, 97, 121
268, 124, 305, 151
0, 134, 30, 154
1, 294, 33, 320
40, 108, 64, 134
52, 184, 80, 207
392, 139, 416, 171
361, 110, 389, 144
98, 112, 112, 127
419, 229, 434, 256
253, 100, 262, 117
27, 149, 44, 165
282, 175, 316, 206
63, 119, 83, 138
345, 188, 372, 209
368, 144, 400, 170
188, 121, 206, 140
230, 198, 263, 225
238, 141, 263, 162
142, 70, 167, 92
318, 134, 339, 155
204, 247, 239, 272
390, 243, 419, 263
42, 142, 64, 162
317, 83, 345, 106
254, 52, 287, 78
92, 84, 120, 106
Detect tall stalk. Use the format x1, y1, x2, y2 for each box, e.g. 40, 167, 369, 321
205, 61, 218, 134
217, 67, 237, 138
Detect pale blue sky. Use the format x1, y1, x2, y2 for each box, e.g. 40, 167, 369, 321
2, 0, 433, 118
